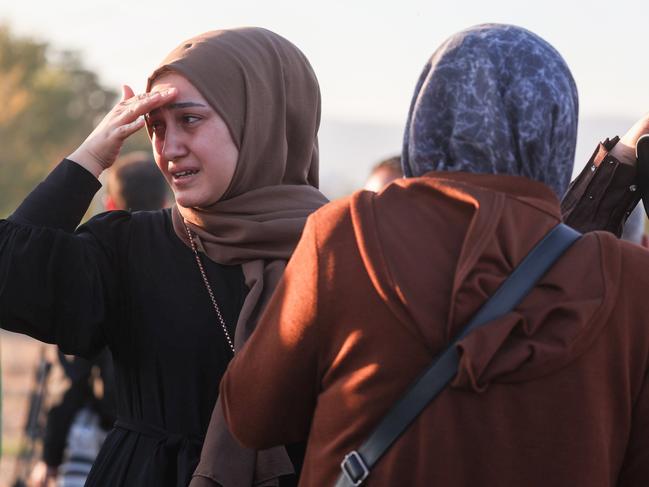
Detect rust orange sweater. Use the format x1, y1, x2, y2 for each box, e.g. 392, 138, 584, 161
222, 172, 649, 486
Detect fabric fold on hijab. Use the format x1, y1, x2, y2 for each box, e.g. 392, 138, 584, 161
148, 27, 328, 487
401, 23, 579, 197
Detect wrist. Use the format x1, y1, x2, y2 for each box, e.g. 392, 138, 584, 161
66, 148, 106, 179
608, 140, 636, 166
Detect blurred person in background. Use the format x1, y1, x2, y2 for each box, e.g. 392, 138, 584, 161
104, 152, 171, 211
363, 156, 402, 192
0, 27, 327, 487
28, 153, 168, 487
219, 24, 649, 486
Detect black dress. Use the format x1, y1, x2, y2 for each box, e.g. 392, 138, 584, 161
0, 160, 249, 486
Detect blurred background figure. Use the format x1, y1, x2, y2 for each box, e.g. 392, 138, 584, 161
104, 151, 171, 211
363, 156, 403, 192
25, 153, 168, 487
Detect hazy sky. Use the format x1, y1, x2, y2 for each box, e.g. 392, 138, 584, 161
2, 0, 648, 126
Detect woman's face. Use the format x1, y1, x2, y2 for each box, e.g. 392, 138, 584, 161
147, 72, 239, 208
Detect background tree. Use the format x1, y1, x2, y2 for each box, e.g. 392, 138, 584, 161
0, 24, 150, 217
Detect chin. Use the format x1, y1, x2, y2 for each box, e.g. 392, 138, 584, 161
174, 193, 199, 209
174, 192, 218, 209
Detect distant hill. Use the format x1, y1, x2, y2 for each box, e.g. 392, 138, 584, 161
318, 115, 635, 200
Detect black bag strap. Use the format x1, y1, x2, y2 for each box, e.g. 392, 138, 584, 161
336, 223, 581, 487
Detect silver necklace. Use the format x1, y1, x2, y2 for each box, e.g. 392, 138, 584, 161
183, 222, 236, 354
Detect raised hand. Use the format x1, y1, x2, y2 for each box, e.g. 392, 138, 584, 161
67, 85, 176, 177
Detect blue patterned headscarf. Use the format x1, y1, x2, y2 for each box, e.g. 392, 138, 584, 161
402, 24, 578, 196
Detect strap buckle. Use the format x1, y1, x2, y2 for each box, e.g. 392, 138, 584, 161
340, 450, 370, 486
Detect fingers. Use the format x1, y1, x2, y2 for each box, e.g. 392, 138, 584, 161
121, 84, 136, 101
117, 115, 147, 138
114, 88, 176, 125
68, 86, 177, 175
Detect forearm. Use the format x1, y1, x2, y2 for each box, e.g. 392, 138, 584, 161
9, 159, 101, 232
561, 138, 640, 236
66, 150, 106, 179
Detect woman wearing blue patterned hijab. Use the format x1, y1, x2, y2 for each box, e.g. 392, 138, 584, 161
402, 24, 578, 196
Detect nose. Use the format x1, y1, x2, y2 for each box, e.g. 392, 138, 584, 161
161, 125, 188, 161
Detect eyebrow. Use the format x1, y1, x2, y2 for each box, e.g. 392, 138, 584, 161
147, 101, 208, 117
166, 102, 208, 109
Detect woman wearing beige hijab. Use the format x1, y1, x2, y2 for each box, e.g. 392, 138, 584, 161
0, 27, 327, 486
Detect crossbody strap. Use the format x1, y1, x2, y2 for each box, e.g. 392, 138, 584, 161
336, 223, 581, 487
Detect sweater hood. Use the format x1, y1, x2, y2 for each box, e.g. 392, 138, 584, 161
350, 172, 621, 391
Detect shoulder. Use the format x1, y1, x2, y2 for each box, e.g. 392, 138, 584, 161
79, 207, 172, 254
306, 195, 355, 250
129, 207, 172, 230
616, 235, 649, 284
83, 207, 170, 231
596, 231, 649, 336
591, 229, 649, 274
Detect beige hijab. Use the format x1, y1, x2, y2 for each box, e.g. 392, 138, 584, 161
147, 28, 328, 486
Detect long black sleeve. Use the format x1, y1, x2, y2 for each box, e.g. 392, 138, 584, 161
561, 139, 640, 235
10, 159, 101, 230
0, 160, 129, 357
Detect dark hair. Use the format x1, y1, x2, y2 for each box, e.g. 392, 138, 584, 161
370, 156, 402, 176
108, 152, 168, 211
